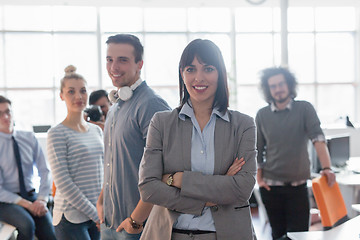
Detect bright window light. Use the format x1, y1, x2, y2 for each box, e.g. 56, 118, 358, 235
144, 8, 187, 32
188, 8, 231, 32
315, 7, 355, 31
100, 7, 143, 32
52, 6, 97, 31
288, 33, 315, 83
316, 33, 354, 83
4, 6, 52, 31
288, 7, 314, 32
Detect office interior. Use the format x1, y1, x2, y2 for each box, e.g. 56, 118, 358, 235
1, 0, 360, 239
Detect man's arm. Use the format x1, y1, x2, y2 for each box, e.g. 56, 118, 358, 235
115, 97, 169, 233
314, 141, 336, 186
0, 171, 45, 216
116, 200, 153, 234
32, 133, 51, 202
31, 133, 51, 216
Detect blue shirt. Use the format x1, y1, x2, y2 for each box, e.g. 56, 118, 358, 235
0, 130, 51, 204
174, 102, 229, 231
103, 81, 171, 229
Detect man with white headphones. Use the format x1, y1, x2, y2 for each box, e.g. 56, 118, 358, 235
96, 34, 170, 240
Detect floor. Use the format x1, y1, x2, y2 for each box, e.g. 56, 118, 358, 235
251, 207, 323, 240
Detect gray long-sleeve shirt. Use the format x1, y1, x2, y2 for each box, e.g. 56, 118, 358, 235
256, 100, 324, 182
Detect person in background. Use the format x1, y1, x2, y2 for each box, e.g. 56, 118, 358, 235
47, 65, 104, 240
89, 89, 111, 119
256, 67, 336, 240
85, 90, 111, 131
138, 39, 257, 240
96, 34, 170, 240
0, 95, 56, 240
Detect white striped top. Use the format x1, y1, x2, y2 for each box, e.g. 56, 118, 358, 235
47, 123, 104, 225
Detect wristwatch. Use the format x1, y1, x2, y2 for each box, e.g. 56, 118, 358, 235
129, 216, 142, 229
166, 173, 175, 186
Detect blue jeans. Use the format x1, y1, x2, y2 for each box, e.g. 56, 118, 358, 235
0, 199, 56, 240
55, 215, 100, 240
100, 223, 141, 240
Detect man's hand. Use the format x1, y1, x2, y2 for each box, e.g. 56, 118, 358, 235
257, 169, 271, 191
116, 218, 143, 234
321, 169, 336, 187
31, 200, 48, 216
21, 200, 48, 217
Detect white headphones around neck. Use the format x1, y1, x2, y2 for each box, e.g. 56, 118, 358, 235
108, 79, 143, 103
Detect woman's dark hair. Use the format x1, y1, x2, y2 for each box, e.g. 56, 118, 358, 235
260, 67, 298, 103
178, 39, 229, 113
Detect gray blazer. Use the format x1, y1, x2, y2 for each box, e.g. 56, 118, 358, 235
139, 108, 257, 240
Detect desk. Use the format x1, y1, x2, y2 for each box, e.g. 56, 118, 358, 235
336, 173, 360, 217
288, 215, 360, 240
0, 222, 16, 240
352, 204, 360, 212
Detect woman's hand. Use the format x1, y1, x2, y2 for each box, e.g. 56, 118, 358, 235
172, 172, 183, 188
162, 172, 183, 188
204, 158, 245, 207
96, 189, 104, 224
226, 157, 245, 176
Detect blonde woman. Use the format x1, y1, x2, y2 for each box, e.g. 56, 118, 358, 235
47, 65, 104, 240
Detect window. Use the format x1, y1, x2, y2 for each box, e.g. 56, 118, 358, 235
5, 33, 53, 88
0, 1, 358, 129
288, 5, 357, 124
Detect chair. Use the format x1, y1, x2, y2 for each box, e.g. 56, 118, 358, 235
0, 221, 16, 240
47, 181, 56, 215
312, 175, 349, 230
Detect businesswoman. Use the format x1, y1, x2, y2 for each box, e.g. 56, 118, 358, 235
47, 65, 104, 240
138, 39, 257, 240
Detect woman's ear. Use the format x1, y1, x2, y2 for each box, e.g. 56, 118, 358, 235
60, 92, 64, 101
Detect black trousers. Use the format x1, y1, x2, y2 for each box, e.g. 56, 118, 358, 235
260, 184, 309, 240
